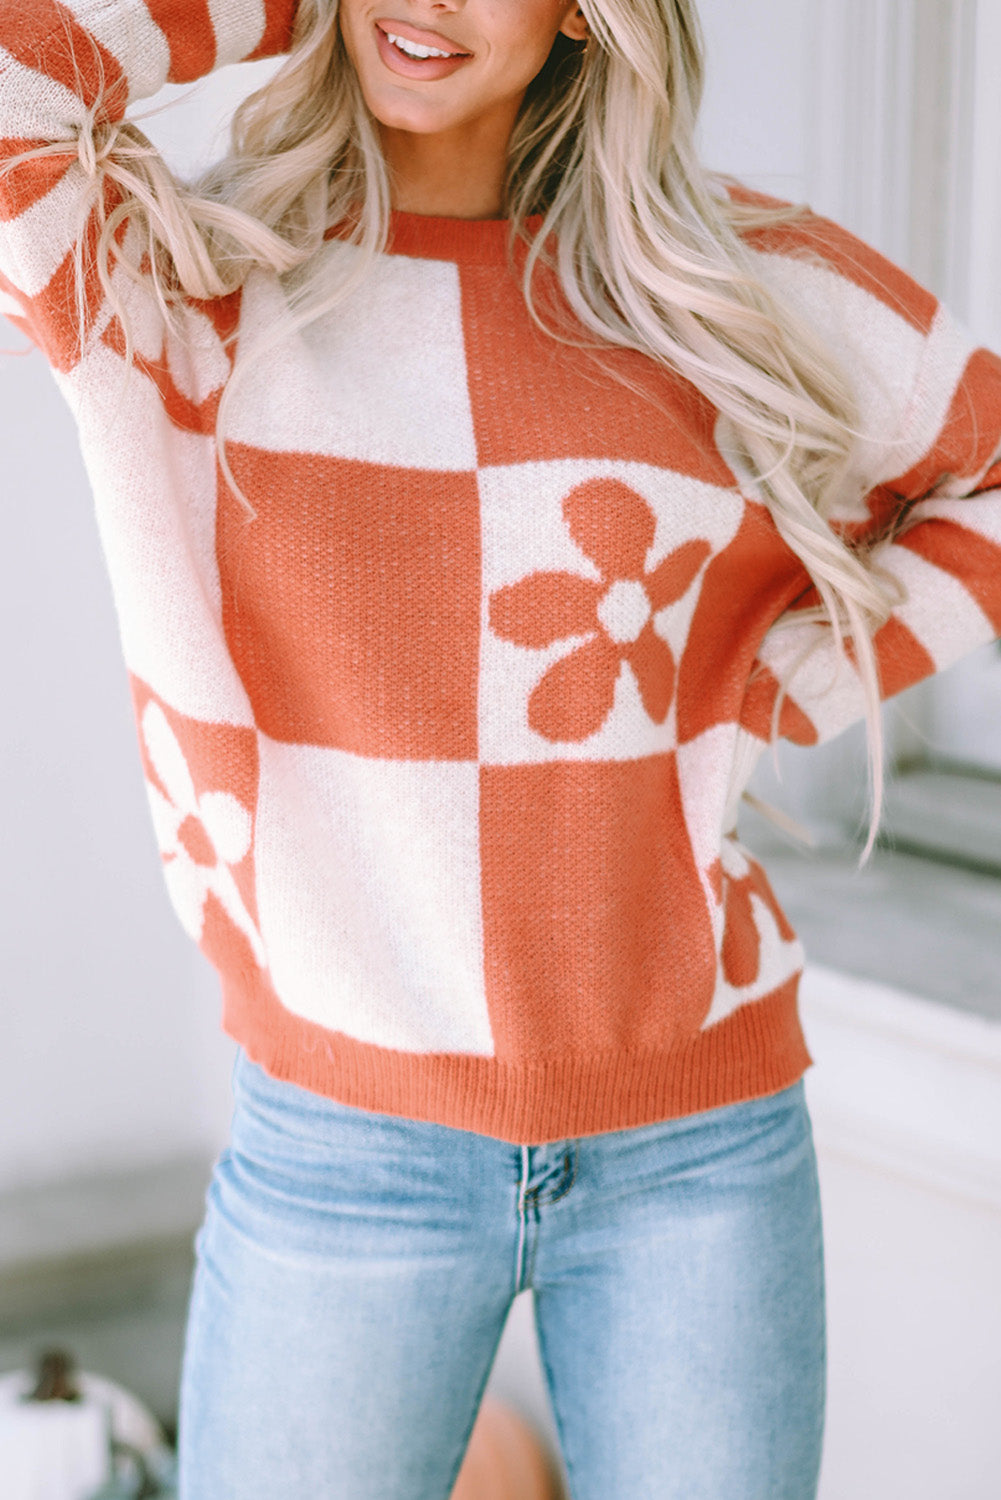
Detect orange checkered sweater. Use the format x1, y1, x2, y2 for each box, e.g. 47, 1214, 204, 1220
4, 0, 1001, 1144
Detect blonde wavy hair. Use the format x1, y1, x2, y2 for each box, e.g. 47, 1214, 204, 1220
12, 0, 905, 853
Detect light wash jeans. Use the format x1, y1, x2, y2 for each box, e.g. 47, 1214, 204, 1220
177, 1050, 826, 1500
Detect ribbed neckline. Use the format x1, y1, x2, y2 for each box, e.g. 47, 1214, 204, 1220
323, 209, 546, 265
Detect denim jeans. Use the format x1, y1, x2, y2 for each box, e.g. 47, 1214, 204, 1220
177, 1050, 826, 1500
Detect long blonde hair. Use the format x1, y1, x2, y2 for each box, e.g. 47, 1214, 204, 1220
9, 0, 904, 853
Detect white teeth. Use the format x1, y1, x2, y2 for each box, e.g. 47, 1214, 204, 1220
384, 30, 460, 59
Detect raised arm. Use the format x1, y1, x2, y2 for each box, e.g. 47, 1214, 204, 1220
740, 295, 1001, 749
0, 0, 298, 372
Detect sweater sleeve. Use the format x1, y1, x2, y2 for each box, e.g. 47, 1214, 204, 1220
739, 295, 1001, 749
0, 0, 299, 372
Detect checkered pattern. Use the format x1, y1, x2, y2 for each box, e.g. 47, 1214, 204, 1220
4, 0, 1001, 1142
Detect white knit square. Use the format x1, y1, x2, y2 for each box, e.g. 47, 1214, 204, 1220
254, 739, 493, 1054
226, 247, 479, 471
477, 458, 744, 764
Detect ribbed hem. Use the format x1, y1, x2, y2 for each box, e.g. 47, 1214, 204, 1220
220, 972, 813, 1145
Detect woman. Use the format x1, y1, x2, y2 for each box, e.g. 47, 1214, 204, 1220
2, 0, 1000, 1495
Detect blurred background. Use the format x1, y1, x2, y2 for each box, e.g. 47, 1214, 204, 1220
1, 1, 1000, 1497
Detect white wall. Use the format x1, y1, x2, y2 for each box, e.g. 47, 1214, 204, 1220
696, 0, 812, 201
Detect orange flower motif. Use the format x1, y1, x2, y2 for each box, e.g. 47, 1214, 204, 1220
709, 848, 797, 989
489, 479, 711, 742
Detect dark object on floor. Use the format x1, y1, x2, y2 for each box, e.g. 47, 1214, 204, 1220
0, 1345, 177, 1500
26, 1348, 82, 1402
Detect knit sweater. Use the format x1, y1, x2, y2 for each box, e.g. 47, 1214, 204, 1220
4, 0, 1001, 1145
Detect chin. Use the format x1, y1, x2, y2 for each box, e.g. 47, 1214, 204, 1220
368, 96, 458, 135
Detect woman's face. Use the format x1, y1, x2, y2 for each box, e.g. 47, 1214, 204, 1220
338, 0, 588, 140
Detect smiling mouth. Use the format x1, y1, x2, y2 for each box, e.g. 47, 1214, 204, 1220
375, 22, 472, 62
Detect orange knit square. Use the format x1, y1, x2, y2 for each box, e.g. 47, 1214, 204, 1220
478, 755, 716, 1060
459, 262, 737, 479
217, 446, 482, 760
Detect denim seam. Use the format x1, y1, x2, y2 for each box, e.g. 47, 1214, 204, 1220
531, 1147, 578, 1206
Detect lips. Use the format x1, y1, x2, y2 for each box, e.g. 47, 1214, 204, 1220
373, 18, 474, 80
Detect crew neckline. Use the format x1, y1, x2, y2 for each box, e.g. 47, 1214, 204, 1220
323, 209, 546, 266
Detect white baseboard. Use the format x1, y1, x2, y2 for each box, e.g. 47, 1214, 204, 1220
800, 963, 1001, 1208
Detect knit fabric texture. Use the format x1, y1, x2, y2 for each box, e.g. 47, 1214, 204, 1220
3, 0, 1001, 1143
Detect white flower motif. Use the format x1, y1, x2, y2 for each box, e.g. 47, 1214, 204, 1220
141, 701, 265, 968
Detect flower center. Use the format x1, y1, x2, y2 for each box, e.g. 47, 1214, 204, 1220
177, 814, 216, 867
596, 579, 652, 644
